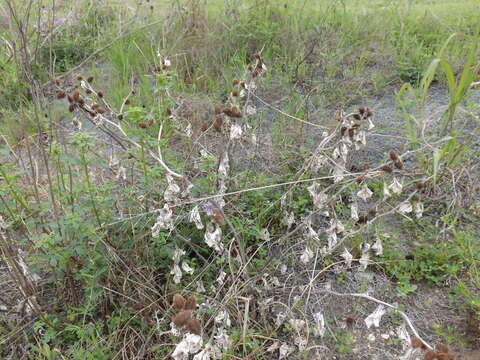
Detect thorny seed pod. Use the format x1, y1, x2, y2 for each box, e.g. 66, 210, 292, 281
389, 149, 399, 161
410, 336, 426, 349
394, 159, 404, 169
117, 114, 123, 121
68, 104, 75, 112
97, 91, 104, 98
76, 75, 83, 81
353, 113, 361, 120
56, 91, 66, 99
232, 79, 239, 86
87, 76, 94, 83
184, 296, 197, 310
86, 88, 92, 94
172, 310, 192, 327
348, 128, 355, 138
185, 317, 201, 335
231, 89, 239, 97
200, 122, 209, 132
357, 215, 369, 224
172, 294, 186, 310
411, 194, 420, 202
415, 182, 425, 190
355, 175, 366, 184
368, 209, 377, 218
213, 114, 223, 132
71, 89, 80, 102
380, 165, 393, 173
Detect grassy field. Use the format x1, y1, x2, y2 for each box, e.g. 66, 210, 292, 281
0, 0, 479, 359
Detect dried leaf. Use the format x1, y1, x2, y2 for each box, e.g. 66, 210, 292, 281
414, 202, 424, 218
300, 247, 314, 264
313, 312, 326, 337
171, 333, 202, 360
389, 178, 403, 195
151, 204, 174, 236
229, 123, 242, 140
189, 206, 204, 230
357, 184, 373, 201
341, 248, 353, 268
204, 223, 224, 253
398, 201, 413, 214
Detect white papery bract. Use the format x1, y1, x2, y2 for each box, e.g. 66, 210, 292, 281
229, 124, 242, 140
357, 183, 373, 201
164, 175, 181, 203
204, 223, 224, 253
341, 248, 353, 268
189, 205, 204, 230
414, 201, 424, 218
171, 333, 202, 360
365, 304, 386, 328
372, 237, 383, 256
313, 312, 326, 337
279, 343, 295, 359
300, 247, 314, 264
214, 328, 232, 350
170, 264, 182, 284
181, 261, 194, 275
398, 201, 413, 214
151, 204, 174, 236
389, 178, 403, 195
350, 201, 359, 221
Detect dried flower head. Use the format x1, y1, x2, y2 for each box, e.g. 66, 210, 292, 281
353, 113, 361, 120
71, 89, 80, 102
53, 77, 60, 85
368, 209, 377, 217
185, 317, 201, 335
348, 128, 355, 137
96, 106, 106, 114
56, 91, 66, 99
184, 296, 197, 310
357, 215, 368, 224
231, 89, 239, 97
436, 344, 450, 354
214, 114, 223, 132
424, 350, 436, 360
362, 162, 370, 170
76, 75, 83, 81
411, 336, 426, 349
173, 310, 193, 327
380, 165, 393, 173
356, 175, 366, 184
87, 76, 94, 83
138, 122, 148, 129
68, 104, 75, 112
173, 294, 186, 310
359, 106, 367, 114
124, 99, 130, 105
86, 88, 92, 94
117, 114, 123, 121
394, 159, 404, 169
389, 149, 399, 161
411, 194, 420, 202
97, 91, 104, 98
367, 109, 373, 117
340, 126, 347, 136
232, 79, 239, 86
213, 104, 222, 114
415, 181, 425, 190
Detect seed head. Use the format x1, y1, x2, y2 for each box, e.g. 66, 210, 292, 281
423, 350, 436, 360
86, 88, 92, 94
87, 76, 94, 83
388, 150, 399, 161
394, 159, 404, 169
213, 114, 223, 132
436, 344, 450, 354
410, 336, 426, 349
411, 194, 420, 202
71, 89, 80, 102
357, 215, 369, 224
68, 104, 75, 112
340, 126, 347, 136
353, 113, 361, 120
184, 296, 197, 310
76, 75, 83, 81
348, 128, 355, 137
78, 97, 85, 105
138, 122, 148, 128
166, 107, 172, 116
415, 182, 425, 190
117, 114, 124, 121
380, 165, 393, 173
232, 79, 240, 86
124, 99, 131, 105
200, 122, 209, 132
368, 209, 377, 217
355, 175, 366, 184
172, 294, 186, 310
96, 106, 106, 114
231, 89, 239, 97
362, 162, 370, 170
56, 91, 66, 99
97, 91, 104, 98
172, 310, 192, 327
186, 317, 201, 335
359, 106, 367, 114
